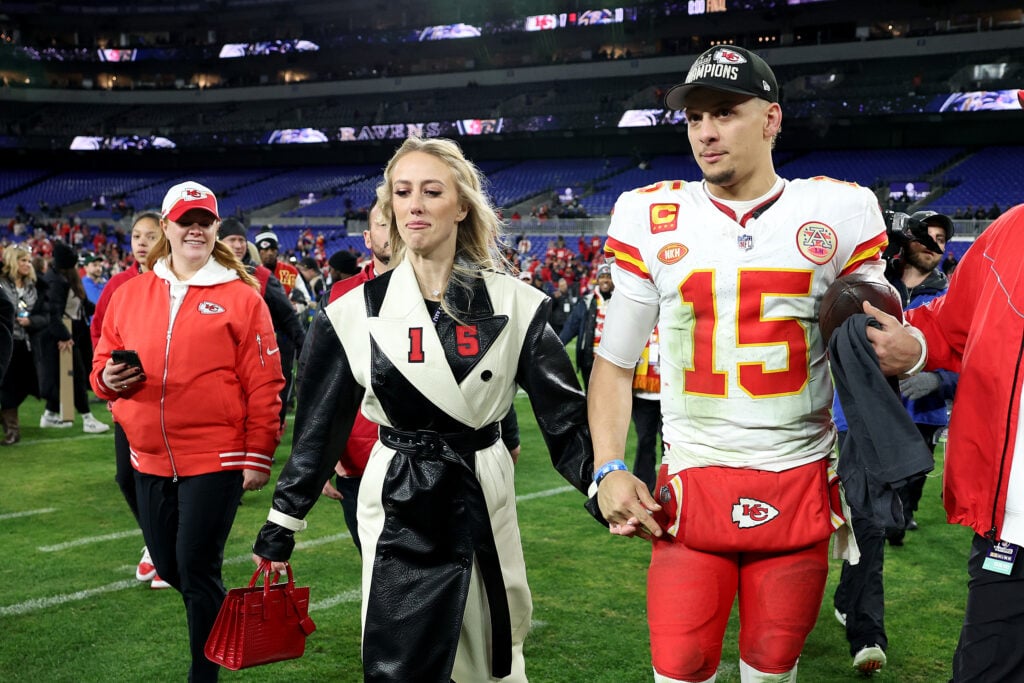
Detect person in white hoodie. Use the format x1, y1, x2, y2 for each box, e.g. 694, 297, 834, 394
91, 181, 285, 682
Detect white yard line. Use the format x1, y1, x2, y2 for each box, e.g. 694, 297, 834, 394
4, 485, 576, 616
0, 507, 56, 521
38, 528, 142, 552
0, 579, 139, 617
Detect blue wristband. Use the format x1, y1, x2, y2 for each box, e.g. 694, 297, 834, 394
594, 459, 628, 487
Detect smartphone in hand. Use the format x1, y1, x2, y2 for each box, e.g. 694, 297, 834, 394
111, 349, 145, 373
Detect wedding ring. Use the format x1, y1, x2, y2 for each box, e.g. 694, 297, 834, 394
121, 383, 128, 390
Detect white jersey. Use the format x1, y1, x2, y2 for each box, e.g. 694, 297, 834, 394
605, 177, 890, 472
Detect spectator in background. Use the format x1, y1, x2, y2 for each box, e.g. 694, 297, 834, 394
559, 263, 614, 391
548, 277, 577, 334
630, 327, 662, 492
220, 218, 306, 432
832, 210, 958, 672
91, 180, 285, 682
82, 254, 107, 305
256, 229, 311, 432
942, 250, 959, 275
326, 249, 360, 287
0, 246, 39, 445
297, 257, 326, 302
90, 211, 168, 587
38, 241, 109, 434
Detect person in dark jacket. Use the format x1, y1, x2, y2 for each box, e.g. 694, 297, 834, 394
558, 263, 613, 391
832, 210, 957, 673
0, 245, 40, 444
218, 218, 306, 415
38, 241, 109, 433
253, 136, 593, 682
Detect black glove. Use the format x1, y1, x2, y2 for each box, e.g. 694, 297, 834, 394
899, 372, 941, 400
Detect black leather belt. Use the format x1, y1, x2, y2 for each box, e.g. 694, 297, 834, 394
378, 423, 500, 455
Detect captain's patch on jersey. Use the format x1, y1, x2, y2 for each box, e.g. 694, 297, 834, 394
796, 221, 838, 265
649, 203, 680, 234
732, 497, 780, 528
657, 242, 688, 265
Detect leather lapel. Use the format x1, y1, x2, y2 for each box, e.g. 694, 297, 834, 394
367, 260, 474, 423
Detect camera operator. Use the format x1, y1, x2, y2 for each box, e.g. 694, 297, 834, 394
832, 210, 959, 673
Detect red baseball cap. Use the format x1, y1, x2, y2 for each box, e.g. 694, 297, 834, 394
161, 181, 220, 223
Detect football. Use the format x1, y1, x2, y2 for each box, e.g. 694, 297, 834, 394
818, 273, 903, 342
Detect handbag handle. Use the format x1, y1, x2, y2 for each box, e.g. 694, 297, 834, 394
249, 559, 295, 592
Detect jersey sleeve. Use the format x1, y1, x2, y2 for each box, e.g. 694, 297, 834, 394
839, 187, 889, 276
604, 191, 660, 307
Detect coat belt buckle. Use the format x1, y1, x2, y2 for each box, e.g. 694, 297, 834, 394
415, 430, 441, 454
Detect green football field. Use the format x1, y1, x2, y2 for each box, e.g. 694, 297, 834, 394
0, 396, 969, 682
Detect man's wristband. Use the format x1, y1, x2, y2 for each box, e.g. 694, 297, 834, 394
594, 459, 628, 487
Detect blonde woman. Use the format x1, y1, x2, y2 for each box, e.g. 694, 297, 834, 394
0, 246, 44, 444
255, 137, 594, 682
91, 181, 285, 682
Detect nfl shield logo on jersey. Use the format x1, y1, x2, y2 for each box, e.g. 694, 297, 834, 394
737, 234, 754, 251
732, 497, 780, 528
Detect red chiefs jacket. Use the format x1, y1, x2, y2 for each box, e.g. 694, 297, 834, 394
90, 257, 285, 478
907, 204, 1024, 542
90, 266, 140, 350
327, 261, 379, 476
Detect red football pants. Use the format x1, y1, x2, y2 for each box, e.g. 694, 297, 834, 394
647, 535, 829, 681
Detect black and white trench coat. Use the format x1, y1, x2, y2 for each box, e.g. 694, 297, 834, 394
255, 258, 594, 682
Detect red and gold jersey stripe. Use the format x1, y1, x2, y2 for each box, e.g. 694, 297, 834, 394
839, 230, 887, 276
604, 236, 651, 281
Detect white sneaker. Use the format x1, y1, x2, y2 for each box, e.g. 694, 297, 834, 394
40, 410, 72, 428
835, 608, 847, 627
853, 645, 887, 673
136, 546, 157, 582
150, 575, 171, 590
82, 413, 111, 434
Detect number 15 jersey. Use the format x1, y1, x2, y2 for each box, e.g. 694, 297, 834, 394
604, 177, 889, 472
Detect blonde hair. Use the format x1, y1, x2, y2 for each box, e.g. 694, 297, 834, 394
147, 227, 259, 291
2, 246, 35, 285
377, 137, 508, 319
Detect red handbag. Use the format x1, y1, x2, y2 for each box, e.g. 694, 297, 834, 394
204, 560, 317, 671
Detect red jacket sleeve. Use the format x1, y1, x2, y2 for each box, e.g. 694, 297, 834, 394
235, 295, 286, 460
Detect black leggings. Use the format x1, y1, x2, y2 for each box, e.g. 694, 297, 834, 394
113, 423, 139, 523
135, 470, 244, 683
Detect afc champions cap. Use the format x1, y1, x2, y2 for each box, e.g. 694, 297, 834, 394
664, 45, 778, 110
161, 181, 220, 223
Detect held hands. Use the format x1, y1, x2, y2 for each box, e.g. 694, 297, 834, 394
863, 301, 922, 376
321, 479, 343, 500
597, 470, 663, 541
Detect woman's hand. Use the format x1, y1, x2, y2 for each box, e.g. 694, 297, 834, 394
102, 358, 144, 394
321, 479, 343, 500
251, 554, 289, 574
243, 469, 270, 491
57, 339, 74, 352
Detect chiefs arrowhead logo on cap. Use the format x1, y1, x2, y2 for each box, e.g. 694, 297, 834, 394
715, 48, 748, 65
